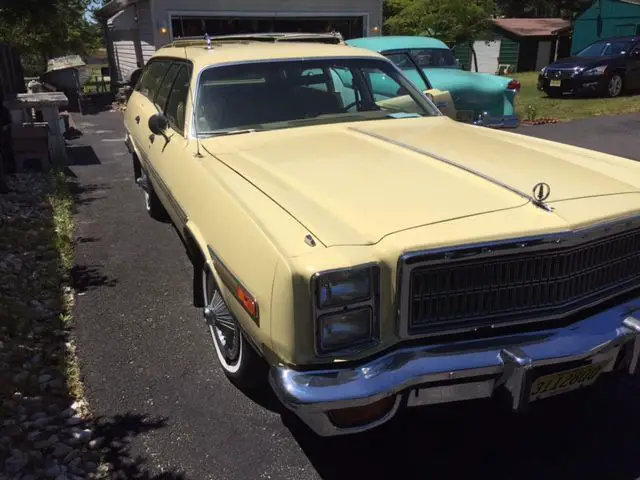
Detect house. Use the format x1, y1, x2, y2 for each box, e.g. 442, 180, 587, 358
571, 0, 640, 54
95, 0, 384, 89
454, 18, 572, 74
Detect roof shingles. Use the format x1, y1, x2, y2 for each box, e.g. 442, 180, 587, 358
493, 18, 572, 37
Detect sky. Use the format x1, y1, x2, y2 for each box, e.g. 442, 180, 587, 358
85, 0, 103, 22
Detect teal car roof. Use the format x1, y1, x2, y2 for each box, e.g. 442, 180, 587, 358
346, 36, 449, 52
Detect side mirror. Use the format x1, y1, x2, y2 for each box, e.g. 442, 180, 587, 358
127, 68, 143, 87
149, 113, 169, 139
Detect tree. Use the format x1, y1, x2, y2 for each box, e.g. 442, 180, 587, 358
495, 0, 592, 18
384, 0, 497, 71
0, 0, 102, 73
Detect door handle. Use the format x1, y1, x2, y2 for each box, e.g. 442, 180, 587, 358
149, 134, 155, 144
135, 115, 140, 124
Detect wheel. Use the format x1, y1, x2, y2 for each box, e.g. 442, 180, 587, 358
140, 172, 168, 221
202, 265, 266, 390
606, 74, 624, 98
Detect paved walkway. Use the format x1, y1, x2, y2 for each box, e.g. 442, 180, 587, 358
69, 112, 640, 480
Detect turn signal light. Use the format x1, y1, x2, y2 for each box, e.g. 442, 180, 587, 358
328, 396, 396, 429
237, 284, 258, 320
507, 80, 521, 92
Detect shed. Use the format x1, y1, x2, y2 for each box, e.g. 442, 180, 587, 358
454, 18, 572, 74
572, 0, 640, 54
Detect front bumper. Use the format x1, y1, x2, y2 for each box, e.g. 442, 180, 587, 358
270, 297, 640, 436
473, 113, 520, 128
537, 75, 608, 95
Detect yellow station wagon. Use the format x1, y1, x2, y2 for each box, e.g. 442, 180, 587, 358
124, 33, 640, 437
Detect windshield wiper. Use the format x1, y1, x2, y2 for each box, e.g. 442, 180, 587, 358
198, 128, 257, 137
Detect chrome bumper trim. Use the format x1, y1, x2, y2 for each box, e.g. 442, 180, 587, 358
270, 297, 640, 436
473, 113, 520, 129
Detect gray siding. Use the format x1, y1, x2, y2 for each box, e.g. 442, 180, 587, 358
108, 1, 155, 82
137, 1, 157, 63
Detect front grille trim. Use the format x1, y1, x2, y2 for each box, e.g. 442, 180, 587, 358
396, 214, 640, 340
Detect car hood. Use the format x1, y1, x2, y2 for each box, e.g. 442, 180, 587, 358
202, 117, 640, 247
425, 68, 510, 93
546, 55, 622, 69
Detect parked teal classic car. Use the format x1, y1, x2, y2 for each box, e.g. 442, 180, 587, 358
346, 36, 521, 128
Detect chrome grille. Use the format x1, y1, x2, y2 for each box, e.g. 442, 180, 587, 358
546, 69, 576, 80
404, 224, 640, 336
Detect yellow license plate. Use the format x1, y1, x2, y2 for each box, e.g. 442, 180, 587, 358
529, 363, 604, 402
456, 110, 474, 123
550, 80, 561, 87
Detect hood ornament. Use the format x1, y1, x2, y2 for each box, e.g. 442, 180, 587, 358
533, 182, 551, 202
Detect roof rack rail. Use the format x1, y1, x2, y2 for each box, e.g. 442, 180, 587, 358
159, 32, 345, 50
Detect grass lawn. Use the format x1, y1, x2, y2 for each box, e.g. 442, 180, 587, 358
513, 71, 640, 122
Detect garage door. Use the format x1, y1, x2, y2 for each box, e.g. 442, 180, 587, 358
170, 15, 365, 40
472, 40, 501, 74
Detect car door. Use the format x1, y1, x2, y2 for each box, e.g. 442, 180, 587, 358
626, 43, 640, 90
125, 59, 172, 167
145, 62, 194, 229
384, 52, 456, 119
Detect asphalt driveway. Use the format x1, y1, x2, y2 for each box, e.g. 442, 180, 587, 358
69, 111, 640, 480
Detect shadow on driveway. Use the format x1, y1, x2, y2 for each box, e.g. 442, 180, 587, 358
283, 374, 640, 479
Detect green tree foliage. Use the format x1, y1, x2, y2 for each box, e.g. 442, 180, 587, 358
384, 0, 497, 71
0, 0, 102, 73
495, 0, 592, 18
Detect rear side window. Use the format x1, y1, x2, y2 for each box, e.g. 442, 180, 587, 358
165, 65, 191, 134
154, 63, 181, 111
136, 61, 171, 99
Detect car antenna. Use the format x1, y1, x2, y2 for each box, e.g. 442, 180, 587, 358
183, 39, 204, 158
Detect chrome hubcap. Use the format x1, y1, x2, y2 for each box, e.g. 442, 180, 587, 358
609, 76, 622, 96
203, 270, 240, 363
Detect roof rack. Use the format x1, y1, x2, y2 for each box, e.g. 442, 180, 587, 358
159, 32, 345, 50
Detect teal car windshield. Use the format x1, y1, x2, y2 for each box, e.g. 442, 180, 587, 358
195, 58, 439, 136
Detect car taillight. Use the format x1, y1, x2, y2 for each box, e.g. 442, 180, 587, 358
507, 80, 521, 92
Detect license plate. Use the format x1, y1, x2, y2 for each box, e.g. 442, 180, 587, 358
550, 79, 561, 87
456, 110, 474, 123
529, 362, 604, 402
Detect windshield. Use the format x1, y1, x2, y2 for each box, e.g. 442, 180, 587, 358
577, 40, 632, 57
194, 58, 438, 136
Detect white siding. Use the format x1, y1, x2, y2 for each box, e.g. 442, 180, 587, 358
113, 38, 138, 81
472, 40, 501, 74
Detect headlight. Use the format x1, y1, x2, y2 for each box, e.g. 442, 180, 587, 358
318, 308, 373, 353
312, 265, 379, 355
317, 267, 371, 309
582, 65, 607, 76
540, 66, 547, 76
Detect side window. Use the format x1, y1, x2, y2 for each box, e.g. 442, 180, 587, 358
165, 65, 191, 134
300, 68, 329, 92
329, 67, 358, 111
154, 63, 181, 111
136, 61, 170, 99
385, 53, 428, 91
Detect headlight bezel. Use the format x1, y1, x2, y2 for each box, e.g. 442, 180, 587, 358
311, 263, 381, 357
581, 65, 607, 76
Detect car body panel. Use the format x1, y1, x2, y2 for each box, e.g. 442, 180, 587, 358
538, 36, 640, 96
124, 37, 640, 433
203, 116, 640, 247
346, 36, 518, 123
